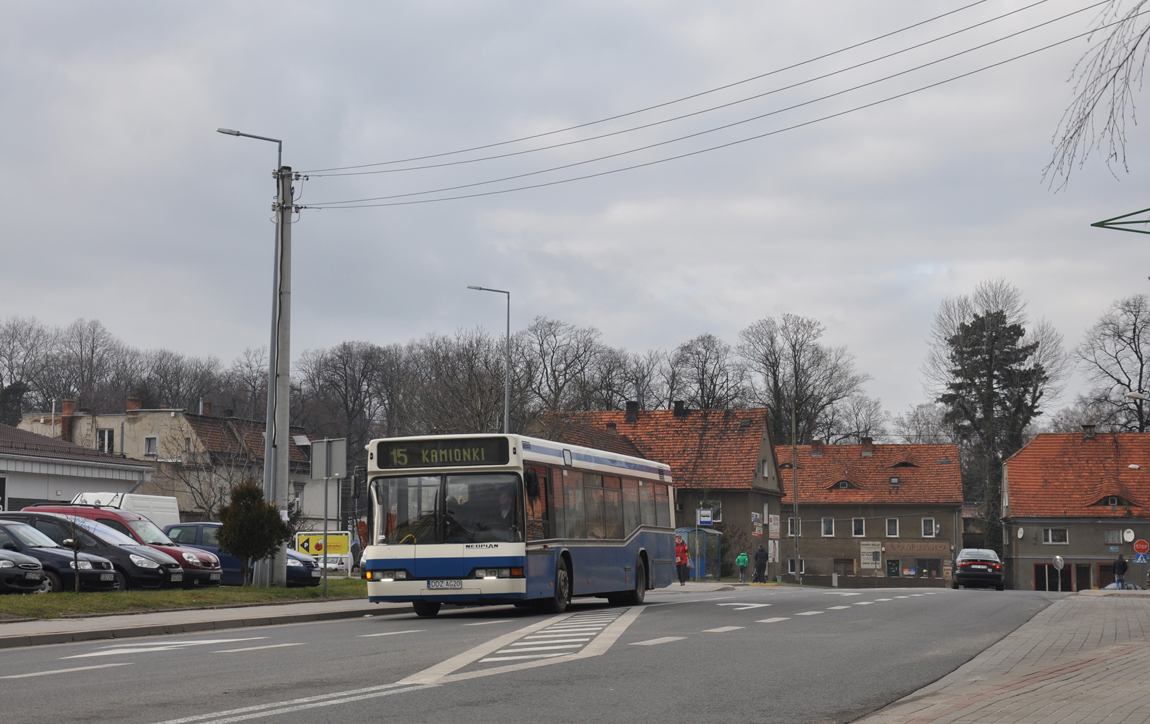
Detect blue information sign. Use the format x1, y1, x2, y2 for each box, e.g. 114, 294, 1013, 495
1136, 553, 1148, 565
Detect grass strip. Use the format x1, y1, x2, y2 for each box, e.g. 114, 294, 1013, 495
0, 578, 367, 620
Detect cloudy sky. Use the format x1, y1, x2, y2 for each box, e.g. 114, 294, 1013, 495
2, 1, 1147, 420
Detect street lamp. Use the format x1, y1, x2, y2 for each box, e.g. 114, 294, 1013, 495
467, 286, 510, 434
217, 127, 291, 587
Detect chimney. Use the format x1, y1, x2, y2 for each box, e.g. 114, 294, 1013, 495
625, 400, 639, 424
126, 397, 141, 416
861, 437, 874, 456
673, 400, 686, 417
202, 402, 212, 417
159, 404, 169, 410
60, 398, 76, 442
606, 422, 617, 433
1082, 423, 1097, 440
810, 438, 823, 456
224, 408, 233, 418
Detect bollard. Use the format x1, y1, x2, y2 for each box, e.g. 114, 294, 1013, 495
832, 572, 838, 588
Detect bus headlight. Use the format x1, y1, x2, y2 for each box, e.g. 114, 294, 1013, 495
394, 570, 407, 579
497, 569, 510, 578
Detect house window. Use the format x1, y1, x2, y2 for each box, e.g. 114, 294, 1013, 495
788, 517, 801, 537
1105, 530, 1121, 545
1108, 496, 1119, 506
822, 517, 834, 537
184, 437, 191, 453
837, 481, 849, 489
922, 518, 936, 538
788, 558, 805, 574
890, 477, 900, 487
1043, 528, 1068, 545
96, 429, 114, 454
852, 518, 864, 537
886, 518, 899, 537
144, 437, 158, 456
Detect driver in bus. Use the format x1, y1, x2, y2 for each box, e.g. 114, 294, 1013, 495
495, 490, 520, 541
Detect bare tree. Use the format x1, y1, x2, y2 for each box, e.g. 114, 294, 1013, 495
1045, 396, 1121, 433
0, 316, 53, 390
155, 424, 261, 520
410, 329, 507, 434
668, 333, 747, 410
1076, 294, 1150, 431
518, 317, 602, 412
815, 393, 888, 444
892, 403, 955, 444
219, 348, 269, 420
1047, 1, 1150, 186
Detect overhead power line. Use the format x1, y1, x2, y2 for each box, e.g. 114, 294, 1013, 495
299, 0, 993, 174
305, 0, 1063, 179
306, 6, 1112, 209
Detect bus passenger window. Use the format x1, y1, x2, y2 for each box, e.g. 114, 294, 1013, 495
603, 488, 624, 538
654, 484, 670, 528
585, 487, 605, 539
564, 472, 585, 538
639, 481, 657, 527
622, 479, 640, 536
550, 470, 565, 539
526, 465, 550, 541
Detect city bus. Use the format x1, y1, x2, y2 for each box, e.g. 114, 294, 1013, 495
362, 434, 676, 617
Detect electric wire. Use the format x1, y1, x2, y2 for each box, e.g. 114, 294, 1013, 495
306, 0, 1066, 179
299, 0, 993, 174
305, 7, 1115, 209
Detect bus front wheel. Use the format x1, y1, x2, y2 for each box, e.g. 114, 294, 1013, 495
412, 600, 441, 617
542, 559, 571, 614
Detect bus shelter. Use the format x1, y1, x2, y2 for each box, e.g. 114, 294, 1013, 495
677, 526, 722, 581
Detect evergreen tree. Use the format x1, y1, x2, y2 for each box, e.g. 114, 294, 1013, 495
217, 481, 292, 585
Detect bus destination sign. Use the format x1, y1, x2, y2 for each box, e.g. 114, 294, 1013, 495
378, 437, 510, 469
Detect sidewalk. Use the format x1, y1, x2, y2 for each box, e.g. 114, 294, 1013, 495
854, 593, 1150, 723
648, 581, 736, 594
0, 598, 409, 650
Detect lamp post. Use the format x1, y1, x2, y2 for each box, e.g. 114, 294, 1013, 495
467, 286, 510, 434
217, 127, 291, 587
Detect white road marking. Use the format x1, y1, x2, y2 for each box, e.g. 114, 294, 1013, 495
360, 630, 425, 637
717, 603, 771, 610
216, 643, 306, 654
910, 594, 924, 597
0, 663, 132, 680
497, 643, 584, 653
756, 617, 790, 623
924, 591, 939, 595
511, 638, 588, 645
827, 606, 850, 610
703, 626, 745, 633
480, 653, 570, 662
463, 620, 512, 626
853, 601, 875, 605
894, 596, 910, 599
824, 592, 861, 596
152, 683, 435, 724
630, 636, 684, 646
524, 632, 596, 639
875, 598, 893, 601
795, 611, 823, 616
63, 638, 267, 659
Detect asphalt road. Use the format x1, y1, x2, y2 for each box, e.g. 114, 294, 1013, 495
0, 585, 1061, 724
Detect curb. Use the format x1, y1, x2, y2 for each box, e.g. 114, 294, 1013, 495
0, 604, 413, 650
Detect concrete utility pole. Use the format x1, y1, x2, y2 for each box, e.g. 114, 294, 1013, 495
792, 405, 801, 585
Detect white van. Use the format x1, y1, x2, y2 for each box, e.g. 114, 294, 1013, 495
71, 492, 182, 529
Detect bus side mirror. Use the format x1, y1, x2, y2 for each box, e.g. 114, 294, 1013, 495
525, 470, 540, 498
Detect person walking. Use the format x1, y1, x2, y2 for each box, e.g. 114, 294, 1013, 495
754, 544, 768, 583
675, 535, 690, 586
736, 551, 749, 583
1114, 553, 1129, 589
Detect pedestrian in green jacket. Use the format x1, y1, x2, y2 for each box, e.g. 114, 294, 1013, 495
736, 551, 749, 583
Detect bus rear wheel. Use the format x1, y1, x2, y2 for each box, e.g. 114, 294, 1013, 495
412, 600, 441, 617
541, 559, 571, 614
622, 559, 646, 606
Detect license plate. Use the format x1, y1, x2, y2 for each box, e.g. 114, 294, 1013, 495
427, 579, 462, 590
100, 573, 114, 581
170, 573, 183, 582
25, 571, 41, 581
210, 572, 221, 580
311, 570, 321, 578
972, 565, 986, 570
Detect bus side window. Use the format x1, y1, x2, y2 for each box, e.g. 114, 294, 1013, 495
564, 471, 586, 539
585, 485, 605, 540
622, 479, 640, 536
654, 484, 671, 528
603, 487, 624, 539
549, 468, 565, 539
526, 465, 549, 541
639, 481, 657, 527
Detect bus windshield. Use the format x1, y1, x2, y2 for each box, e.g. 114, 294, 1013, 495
373, 473, 523, 545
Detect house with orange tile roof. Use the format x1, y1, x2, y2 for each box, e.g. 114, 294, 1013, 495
19, 397, 324, 526
536, 402, 786, 579
1001, 425, 1150, 591
778, 438, 963, 588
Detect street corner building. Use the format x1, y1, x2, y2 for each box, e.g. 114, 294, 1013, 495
535, 402, 786, 581
1001, 425, 1150, 591
777, 438, 963, 588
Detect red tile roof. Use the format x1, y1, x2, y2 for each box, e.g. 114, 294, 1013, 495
0, 424, 153, 469
562, 409, 772, 491
532, 415, 646, 459
183, 415, 312, 466
1004, 433, 1150, 518
777, 442, 962, 505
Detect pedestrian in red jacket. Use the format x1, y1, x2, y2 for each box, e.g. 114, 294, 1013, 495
675, 535, 690, 586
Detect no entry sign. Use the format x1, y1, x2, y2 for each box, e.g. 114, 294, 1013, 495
1134, 539, 1149, 555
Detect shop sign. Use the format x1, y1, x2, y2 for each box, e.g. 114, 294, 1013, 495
859, 541, 882, 569
768, 514, 780, 539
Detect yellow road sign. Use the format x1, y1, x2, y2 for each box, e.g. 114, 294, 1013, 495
295, 531, 350, 556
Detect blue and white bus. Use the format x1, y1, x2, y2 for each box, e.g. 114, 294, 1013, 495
362, 434, 676, 617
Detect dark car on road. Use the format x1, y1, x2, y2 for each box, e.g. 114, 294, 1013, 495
28, 505, 222, 588
0, 511, 183, 591
165, 521, 321, 587
953, 548, 1005, 590
0, 548, 43, 594
0, 519, 116, 593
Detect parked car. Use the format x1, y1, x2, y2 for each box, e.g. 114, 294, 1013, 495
1102, 582, 1145, 590
70, 493, 182, 529
0, 519, 116, 593
26, 505, 222, 588
165, 522, 321, 587
953, 548, 1005, 590
0, 548, 43, 594
0, 511, 183, 591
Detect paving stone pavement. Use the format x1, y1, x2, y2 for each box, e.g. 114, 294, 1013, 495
854, 594, 1150, 723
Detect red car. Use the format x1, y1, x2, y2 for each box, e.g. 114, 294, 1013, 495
26, 505, 223, 588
